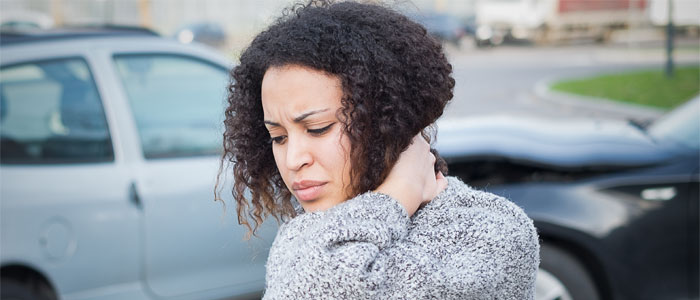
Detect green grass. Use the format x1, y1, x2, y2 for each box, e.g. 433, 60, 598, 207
551, 66, 699, 109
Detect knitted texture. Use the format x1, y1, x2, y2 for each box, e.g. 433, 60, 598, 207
263, 176, 540, 299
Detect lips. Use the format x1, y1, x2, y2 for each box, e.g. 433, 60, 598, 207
292, 180, 327, 202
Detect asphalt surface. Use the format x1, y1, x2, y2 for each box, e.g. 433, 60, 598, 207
440, 38, 700, 122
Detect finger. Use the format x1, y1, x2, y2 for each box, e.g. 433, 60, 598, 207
436, 171, 445, 180
423, 164, 441, 202
436, 172, 448, 195
423, 172, 438, 202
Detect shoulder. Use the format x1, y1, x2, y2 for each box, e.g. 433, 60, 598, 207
408, 177, 540, 298
413, 176, 531, 225
409, 176, 539, 262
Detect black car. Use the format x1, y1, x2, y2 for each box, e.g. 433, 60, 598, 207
437, 98, 699, 300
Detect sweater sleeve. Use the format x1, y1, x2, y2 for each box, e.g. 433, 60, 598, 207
262, 191, 445, 299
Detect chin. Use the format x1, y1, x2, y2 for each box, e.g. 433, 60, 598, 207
300, 202, 326, 213
300, 199, 337, 213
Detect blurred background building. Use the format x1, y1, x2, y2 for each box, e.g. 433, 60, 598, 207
1, 0, 698, 56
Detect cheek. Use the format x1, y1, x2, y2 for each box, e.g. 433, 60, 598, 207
271, 146, 289, 183
326, 131, 352, 182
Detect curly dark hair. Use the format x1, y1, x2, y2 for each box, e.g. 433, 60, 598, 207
217, 0, 454, 236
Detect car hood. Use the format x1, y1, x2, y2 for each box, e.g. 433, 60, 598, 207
435, 115, 676, 169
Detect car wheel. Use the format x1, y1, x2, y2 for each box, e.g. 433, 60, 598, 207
536, 244, 601, 300
536, 268, 573, 300
1, 278, 55, 300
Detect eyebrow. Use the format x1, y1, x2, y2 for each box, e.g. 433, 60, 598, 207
264, 108, 330, 127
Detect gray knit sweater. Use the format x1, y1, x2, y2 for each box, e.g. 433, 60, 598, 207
263, 176, 540, 299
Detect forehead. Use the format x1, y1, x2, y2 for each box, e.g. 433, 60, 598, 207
261, 65, 343, 117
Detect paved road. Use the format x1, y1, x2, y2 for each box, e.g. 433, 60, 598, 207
441, 40, 700, 122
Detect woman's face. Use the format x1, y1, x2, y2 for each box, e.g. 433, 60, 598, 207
261, 65, 352, 212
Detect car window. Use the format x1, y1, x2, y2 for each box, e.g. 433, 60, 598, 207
0, 58, 113, 164
113, 54, 228, 159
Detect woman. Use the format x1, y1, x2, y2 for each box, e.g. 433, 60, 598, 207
219, 1, 539, 299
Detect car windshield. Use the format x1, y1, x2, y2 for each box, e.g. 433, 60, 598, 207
647, 97, 700, 150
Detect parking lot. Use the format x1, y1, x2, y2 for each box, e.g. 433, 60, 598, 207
442, 37, 700, 121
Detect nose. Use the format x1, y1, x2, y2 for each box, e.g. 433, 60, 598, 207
285, 134, 313, 171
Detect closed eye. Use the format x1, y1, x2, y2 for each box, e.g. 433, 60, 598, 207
308, 122, 335, 136
270, 135, 287, 145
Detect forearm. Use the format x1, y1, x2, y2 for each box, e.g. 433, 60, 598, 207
263, 192, 441, 299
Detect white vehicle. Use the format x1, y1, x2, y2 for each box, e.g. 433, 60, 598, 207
0, 27, 276, 300
648, 0, 700, 30
474, 0, 648, 45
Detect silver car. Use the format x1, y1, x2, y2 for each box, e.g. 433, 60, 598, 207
1, 27, 276, 300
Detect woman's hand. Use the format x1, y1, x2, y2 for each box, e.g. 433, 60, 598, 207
375, 134, 448, 216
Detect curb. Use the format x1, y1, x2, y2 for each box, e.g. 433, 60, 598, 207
534, 77, 666, 121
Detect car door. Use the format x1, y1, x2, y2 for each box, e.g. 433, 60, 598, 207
110, 51, 276, 298
599, 154, 699, 300
689, 164, 700, 300
0, 51, 141, 298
